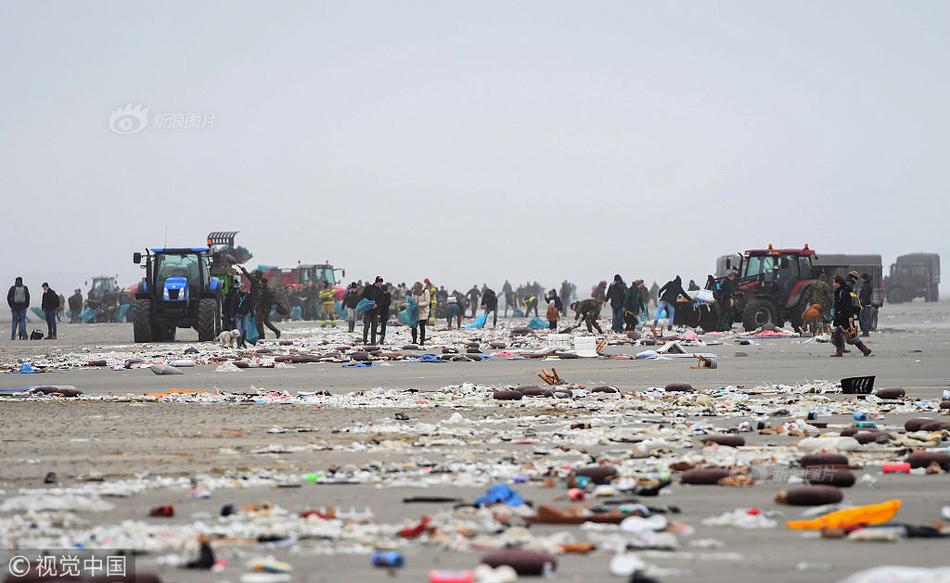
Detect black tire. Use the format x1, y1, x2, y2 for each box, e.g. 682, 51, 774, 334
870, 307, 879, 331
742, 298, 777, 331
132, 299, 152, 343
196, 298, 218, 341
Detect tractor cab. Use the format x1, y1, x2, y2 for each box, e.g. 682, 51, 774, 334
132, 247, 221, 342
298, 263, 344, 287
730, 244, 817, 331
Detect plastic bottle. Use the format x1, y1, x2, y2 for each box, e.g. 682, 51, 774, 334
852, 412, 867, 421
882, 462, 911, 474
371, 551, 404, 569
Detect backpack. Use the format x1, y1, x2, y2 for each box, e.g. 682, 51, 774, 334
30, 329, 44, 340
13, 286, 26, 304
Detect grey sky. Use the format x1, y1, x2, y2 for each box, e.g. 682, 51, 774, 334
2, 1, 948, 295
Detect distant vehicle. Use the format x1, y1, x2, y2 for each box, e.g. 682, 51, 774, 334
84, 275, 119, 323
260, 262, 345, 290
885, 253, 940, 303
131, 247, 222, 342
812, 254, 883, 330
722, 244, 817, 331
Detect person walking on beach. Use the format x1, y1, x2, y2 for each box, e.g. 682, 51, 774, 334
68, 288, 83, 323
481, 287, 498, 327
831, 274, 871, 357
376, 282, 392, 345
7, 277, 30, 340
605, 274, 627, 332
467, 285, 481, 318
361, 276, 383, 345
40, 282, 60, 339
342, 282, 360, 332
411, 281, 430, 346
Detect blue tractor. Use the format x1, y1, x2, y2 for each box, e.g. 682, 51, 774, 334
132, 247, 222, 342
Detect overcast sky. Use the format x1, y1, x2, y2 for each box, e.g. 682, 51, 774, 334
2, 1, 948, 295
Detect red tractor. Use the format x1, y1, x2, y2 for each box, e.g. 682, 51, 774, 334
726, 244, 817, 331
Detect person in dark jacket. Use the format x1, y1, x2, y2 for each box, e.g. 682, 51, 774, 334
40, 283, 60, 339
361, 277, 383, 344
68, 289, 83, 323
223, 279, 254, 348
465, 286, 480, 318
859, 273, 873, 336
7, 277, 30, 340
831, 275, 871, 357
622, 280, 644, 330
376, 283, 392, 344
572, 298, 604, 334
604, 274, 627, 332
717, 271, 737, 331
653, 276, 691, 332
254, 277, 281, 340
481, 288, 498, 327
342, 282, 360, 332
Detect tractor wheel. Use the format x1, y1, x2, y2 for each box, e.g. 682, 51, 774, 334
196, 298, 217, 342
742, 298, 777, 332
132, 299, 152, 343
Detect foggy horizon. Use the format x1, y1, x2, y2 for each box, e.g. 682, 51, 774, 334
2, 1, 948, 296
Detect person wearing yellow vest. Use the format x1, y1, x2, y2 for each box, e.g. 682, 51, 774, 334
319, 282, 337, 327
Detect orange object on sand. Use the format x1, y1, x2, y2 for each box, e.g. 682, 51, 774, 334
786, 499, 901, 530
144, 389, 212, 398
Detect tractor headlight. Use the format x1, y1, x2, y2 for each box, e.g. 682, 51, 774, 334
163, 287, 170, 301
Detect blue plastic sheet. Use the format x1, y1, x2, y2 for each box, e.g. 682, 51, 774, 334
527, 317, 547, 329
244, 314, 259, 345
464, 312, 488, 329
291, 306, 303, 321
118, 304, 131, 322
355, 298, 376, 315
399, 296, 418, 325
335, 301, 346, 319
31, 308, 46, 320
417, 354, 444, 363
80, 307, 96, 323
512, 308, 525, 318
474, 484, 524, 507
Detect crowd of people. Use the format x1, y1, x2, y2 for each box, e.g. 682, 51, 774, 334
7, 268, 881, 359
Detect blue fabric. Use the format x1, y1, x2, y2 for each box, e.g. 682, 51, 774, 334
464, 312, 488, 329
512, 308, 525, 318
292, 305, 303, 321
79, 307, 96, 323
527, 316, 547, 330
31, 307, 46, 320
355, 298, 376, 315
398, 295, 418, 326
417, 354, 444, 363
474, 484, 524, 507
118, 304, 131, 322
342, 362, 374, 368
